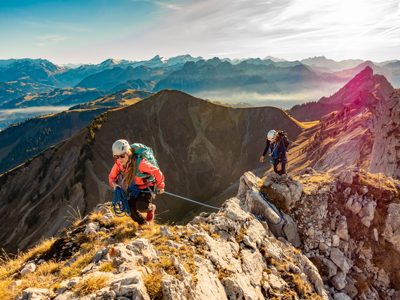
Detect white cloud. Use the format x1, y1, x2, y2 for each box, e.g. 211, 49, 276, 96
129, 0, 400, 61
34, 35, 68, 48
130, 0, 182, 10
153, 0, 182, 10
38, 35, 68, 42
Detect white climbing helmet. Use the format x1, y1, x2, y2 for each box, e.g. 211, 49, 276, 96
267, 129, 278, 142
112, 139, 131, 156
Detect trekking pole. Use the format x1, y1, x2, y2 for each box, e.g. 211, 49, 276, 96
164, 191, 220, 210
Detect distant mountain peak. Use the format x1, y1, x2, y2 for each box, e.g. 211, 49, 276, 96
149, 55, 162, 62
354, 65, 373, 79
99, 58, 120, 66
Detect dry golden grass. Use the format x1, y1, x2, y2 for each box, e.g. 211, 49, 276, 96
139, 224, 161, 240
88, 211, 105, 223
60, 249, 97, 279
193, 235, 207, 247
144, 272, 163, 300
24, 238, 55, 260
216, 265, 234, 281
73, 274, 109, 296
112, 224, 137, 242
235, 228, 247, 243
121, 98, 141, 106
0, 238, 55, 281
300, 120, 320, 129
359, 172, 399, 194
291, 273, 312, 297
0, 260, 62, 299
99, 262, 116, 273
0, 280, 13, 300
286, 114, 319, 130
300, 173, 334, 195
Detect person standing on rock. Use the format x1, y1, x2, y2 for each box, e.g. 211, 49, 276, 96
109, 139, 165, 225
259, 129, 290, 175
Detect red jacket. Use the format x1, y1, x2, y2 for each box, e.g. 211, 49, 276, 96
108, 158, 165, 190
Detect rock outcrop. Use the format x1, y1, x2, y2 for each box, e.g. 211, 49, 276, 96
370, 89, 400, 179
262, 168, 400, 299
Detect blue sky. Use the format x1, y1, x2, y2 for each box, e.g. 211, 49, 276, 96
1, 0, 399, 64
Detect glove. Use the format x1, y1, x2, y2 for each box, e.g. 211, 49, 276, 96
157, 188, 165, 194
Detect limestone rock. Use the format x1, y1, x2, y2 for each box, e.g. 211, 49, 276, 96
336, 217, 349, 241
20, 262, 36, 276
190, 257, 227, 300
18, 288, 52, 300
282, 214, 301, 247
322, 258, 338, 278
330, 248, 351, 274
162, 274, 188, 300
339, 170, 353, 185
267, 273, 287, 291
334, 292, 352, 300
222, 273, 264, 300
377, 268, 390, 288
262, 172, 303, 211
359, 200, 376, 228
331, 271, 347, 290
382, 203, 400, 253
111, 270, 149, 299
84, 222, 99, 235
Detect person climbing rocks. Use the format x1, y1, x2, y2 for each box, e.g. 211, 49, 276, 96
259, 129, 290, 175
108, 139, 165, 225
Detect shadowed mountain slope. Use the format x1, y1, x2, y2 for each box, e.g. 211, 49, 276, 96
0, 108, 107, 174
0, 89, 152, 174
0, 90, 302, 253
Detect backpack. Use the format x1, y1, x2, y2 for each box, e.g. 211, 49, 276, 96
130, 143, 159, 180
277, 131, 290, 148
269, 131, 289, 162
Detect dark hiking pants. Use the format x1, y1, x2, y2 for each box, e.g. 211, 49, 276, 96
128, 192, 152, 225
273, 160, 287, 176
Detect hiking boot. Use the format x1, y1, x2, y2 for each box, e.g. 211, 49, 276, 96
146, 204, 156, 223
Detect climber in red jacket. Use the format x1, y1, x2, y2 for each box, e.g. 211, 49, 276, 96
109, 139, 165, 225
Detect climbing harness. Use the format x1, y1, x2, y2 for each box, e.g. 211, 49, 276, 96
258, 191, 285, 225
164, 191, 220, 210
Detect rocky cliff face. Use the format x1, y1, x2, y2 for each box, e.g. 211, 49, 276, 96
369, 90, 400, 178
4, 172, 327, 300
262, 168, 400, 299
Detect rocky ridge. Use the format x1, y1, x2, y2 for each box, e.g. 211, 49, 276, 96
4, 172, 327, 300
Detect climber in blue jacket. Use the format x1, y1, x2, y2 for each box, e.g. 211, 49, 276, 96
259, 129, 290, 175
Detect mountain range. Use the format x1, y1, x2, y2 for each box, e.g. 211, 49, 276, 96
1, 55, 400, 113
